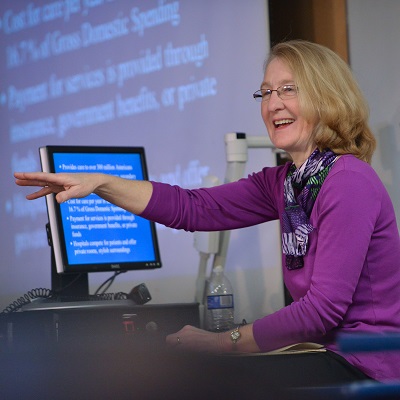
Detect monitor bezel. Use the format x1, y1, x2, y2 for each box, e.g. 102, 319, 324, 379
40, 145, 162, 275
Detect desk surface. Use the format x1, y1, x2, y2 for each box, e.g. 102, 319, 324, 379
1, 302, 200, 354
20, 298, 138, 311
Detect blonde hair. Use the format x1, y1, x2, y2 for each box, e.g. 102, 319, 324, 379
265, 40, 376, 163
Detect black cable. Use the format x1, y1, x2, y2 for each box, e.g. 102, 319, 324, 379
0, 288, 53, 314
94, 271, 126, 295
1, 273, 132, 314
1, 289, 130, 314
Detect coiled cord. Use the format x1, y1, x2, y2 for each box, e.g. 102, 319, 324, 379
1, 288, 53, 314
0, 289, 129, 314
96, 291, 128, 300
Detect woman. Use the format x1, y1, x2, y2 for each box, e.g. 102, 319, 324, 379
15, 40, 400, 384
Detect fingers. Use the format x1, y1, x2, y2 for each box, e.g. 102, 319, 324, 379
166, 326, 192, 348
25, 187, 54, 200
15, 177, 49, 188
24, 186, 74, 204
14, 172, 56, 189
55, 190, 75, 204
14, 172, 61, 200
15, 171, 95, 205
165, 325, 221, 353
166, 334, 183, 348
14, 171, 50, 179
15, 172, 69, 202
166, 332, 182, 348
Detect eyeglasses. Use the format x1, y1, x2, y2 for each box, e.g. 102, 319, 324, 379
253, 85, 298, 102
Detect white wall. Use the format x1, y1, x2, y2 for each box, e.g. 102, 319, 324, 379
347, 0, 400, 225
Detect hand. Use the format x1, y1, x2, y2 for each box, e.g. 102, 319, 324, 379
14, 172, 100, 203
15, 171, 153, 215
166, 325, 228, 353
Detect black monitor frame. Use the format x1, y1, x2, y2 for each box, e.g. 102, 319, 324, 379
40, 145, 162, 296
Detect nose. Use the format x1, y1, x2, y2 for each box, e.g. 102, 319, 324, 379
266, 90, 284, 112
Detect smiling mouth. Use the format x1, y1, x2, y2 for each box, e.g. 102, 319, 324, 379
274, 119, 295, 128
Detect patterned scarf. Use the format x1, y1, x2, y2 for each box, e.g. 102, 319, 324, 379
282, 148, 337, 270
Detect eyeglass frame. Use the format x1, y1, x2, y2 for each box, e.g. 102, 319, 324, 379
253, 84, 298, 102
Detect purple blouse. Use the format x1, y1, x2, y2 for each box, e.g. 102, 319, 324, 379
141, 154, 400, 381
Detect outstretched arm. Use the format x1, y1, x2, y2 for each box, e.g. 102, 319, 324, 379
14, 171, 153, 215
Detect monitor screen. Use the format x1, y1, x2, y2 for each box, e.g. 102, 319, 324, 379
40, 145, 162, 277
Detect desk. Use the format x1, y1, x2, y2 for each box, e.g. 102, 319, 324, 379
0, 303, 283, 400
0, 302, 200, 353
0, 305, 373, 400
0, 303, 210, 399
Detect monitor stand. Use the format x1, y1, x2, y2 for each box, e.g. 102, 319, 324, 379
20, 224, 135, 312
50, 250, 89, 298
45, 222, 89, 297
21, 249, 134, 311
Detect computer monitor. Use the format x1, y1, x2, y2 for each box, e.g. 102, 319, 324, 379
40, 145, 162, 297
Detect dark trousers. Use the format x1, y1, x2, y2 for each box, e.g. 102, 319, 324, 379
236, 350, 371, 387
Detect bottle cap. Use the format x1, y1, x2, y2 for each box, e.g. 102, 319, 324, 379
214, 265, 223, 273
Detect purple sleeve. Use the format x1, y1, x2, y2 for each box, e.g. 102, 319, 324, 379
141, 165, 287, 231
253, 161, 397, 351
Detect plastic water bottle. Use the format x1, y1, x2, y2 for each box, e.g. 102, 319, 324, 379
205, 265, 235, 332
